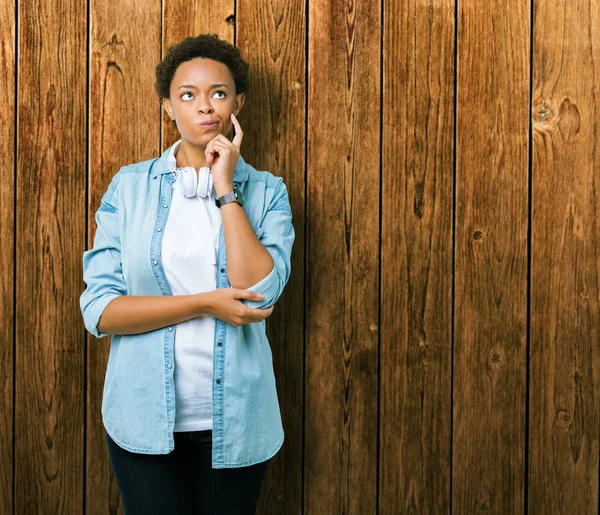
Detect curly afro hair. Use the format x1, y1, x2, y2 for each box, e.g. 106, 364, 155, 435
155, 33, 250, 102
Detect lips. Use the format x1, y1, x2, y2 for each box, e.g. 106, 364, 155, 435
197, 120, 219, 129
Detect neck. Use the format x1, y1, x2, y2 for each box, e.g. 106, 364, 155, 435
175, 139, 210, 170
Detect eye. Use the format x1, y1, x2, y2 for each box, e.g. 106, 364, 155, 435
180, 91, 193, 101
213, 90, 227, 99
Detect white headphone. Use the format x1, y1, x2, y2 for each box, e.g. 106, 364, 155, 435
178, 166, 214, 198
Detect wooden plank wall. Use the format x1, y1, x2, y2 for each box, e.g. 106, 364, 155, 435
380, 0, 454, 511
87, 2, 161, 513
2, 0, 598, 513
529, 0, 600, 512
1, 1, 15, 514
15, 0, 87, 513
453, 0, 530, 511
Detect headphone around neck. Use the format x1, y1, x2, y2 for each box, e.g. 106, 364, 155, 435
178, 166, 214, 198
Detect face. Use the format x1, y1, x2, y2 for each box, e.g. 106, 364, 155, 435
162, 57, 245, 147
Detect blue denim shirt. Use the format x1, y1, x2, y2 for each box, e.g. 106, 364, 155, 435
80, 143, 294, 468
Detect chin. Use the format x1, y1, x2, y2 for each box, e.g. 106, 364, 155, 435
183, 133, 213, 146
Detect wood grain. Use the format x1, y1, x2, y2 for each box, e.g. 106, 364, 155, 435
453, 0, 530, 512
87, 1, 161, 513
9, 0, 600, 511
15, 0, 86, 512
236, 0, 306, 512
162, 0, 234, 151
305, 0, 380, 512
529, 0, 600, 511
0, 0, 15, 512
380, 0, 455, 511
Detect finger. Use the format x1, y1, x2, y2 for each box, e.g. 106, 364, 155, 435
232, 289, 265, 300
212, 134, 233, 146
248, 305, 274, 316
205, 138, 224, 151
205, 142, 228, 163
208, 135, 233, 153
261, 306, 275, 318
246, 305, 274, 321
206, 140, 230, 154
230, 113, 243, 148
205, 143, 219, 164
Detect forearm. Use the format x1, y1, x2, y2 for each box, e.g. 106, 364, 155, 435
219, 201, 274, 289
97, 293, 211, 335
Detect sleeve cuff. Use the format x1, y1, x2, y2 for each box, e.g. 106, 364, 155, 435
82, 292, 121, 339
242, 265, 278, 309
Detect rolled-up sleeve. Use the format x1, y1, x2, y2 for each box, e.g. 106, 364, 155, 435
243, 178, 295, 310
80, 174, 127, 338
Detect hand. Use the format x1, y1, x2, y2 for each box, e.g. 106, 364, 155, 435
206, 113, 244, 197
205, 288, 274, 326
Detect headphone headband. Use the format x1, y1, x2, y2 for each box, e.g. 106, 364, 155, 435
177, 166, 213, 198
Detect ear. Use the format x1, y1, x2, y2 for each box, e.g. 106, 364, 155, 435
162, 97, 175, 120
233, 92, 245, 116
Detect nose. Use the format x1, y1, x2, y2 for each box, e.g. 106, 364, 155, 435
197, 97, 214, 114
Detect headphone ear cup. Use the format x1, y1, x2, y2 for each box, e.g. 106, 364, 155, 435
180, 167, 198, 197
197, 167, 213, 198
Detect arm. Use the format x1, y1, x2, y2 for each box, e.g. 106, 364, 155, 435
236, 178, 295, 311
96, 293, 211, 335
95, 290, 268, 335
81, 174, 191, 337
80, 173, 126, 338
219, 197, 274, 290
80, 173, 270, 338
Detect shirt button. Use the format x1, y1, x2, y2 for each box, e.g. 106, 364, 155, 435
168, 327, 173, 332
220, 268, 225, 273
157, 227, 162, 232
167, 364, 172, 369
217, 342, 222, 347
163, 204, 168, 208
153, 260, 158, 265
216, 379, 221, 384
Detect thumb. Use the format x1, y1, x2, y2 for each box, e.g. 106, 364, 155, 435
233, 289, 265, 300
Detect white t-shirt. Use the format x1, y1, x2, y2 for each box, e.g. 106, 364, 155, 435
161, 139, 221, 431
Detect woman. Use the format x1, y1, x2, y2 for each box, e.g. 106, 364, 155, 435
80, 33, 294, 514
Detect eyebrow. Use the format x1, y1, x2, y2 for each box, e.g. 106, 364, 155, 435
177, 83, 229, 90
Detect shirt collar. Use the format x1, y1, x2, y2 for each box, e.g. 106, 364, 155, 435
150, 139, 250, 184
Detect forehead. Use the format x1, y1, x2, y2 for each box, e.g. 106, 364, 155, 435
171, 58, 234, 87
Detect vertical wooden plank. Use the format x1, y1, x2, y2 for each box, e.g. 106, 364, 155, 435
380, 0, 455, 511
305, 0, 380, 513
236, 1, 306, 512
87, 1, 161, 513
162, 0, 234, 150
0, 0, 15, 512
16, 0, 86, 511
529, 0, 600, 511
453, 0, 530, 512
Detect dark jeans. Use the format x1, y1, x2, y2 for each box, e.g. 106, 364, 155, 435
106, 429, 270, 515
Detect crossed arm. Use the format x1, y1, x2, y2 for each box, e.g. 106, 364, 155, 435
80, 175, 294, 337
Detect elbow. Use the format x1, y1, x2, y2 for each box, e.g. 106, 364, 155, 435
229, 253, 275, 291
80, 291, 122, 338
95, 312, 110, 337
243, 268, 287, 310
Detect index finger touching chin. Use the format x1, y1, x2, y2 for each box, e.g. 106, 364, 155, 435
231, 113, 243, 147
